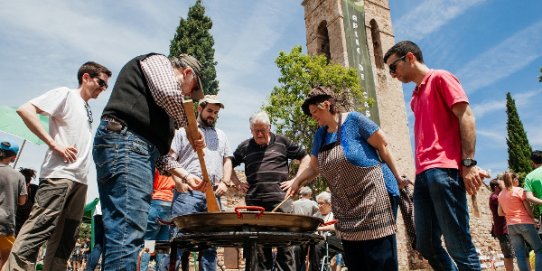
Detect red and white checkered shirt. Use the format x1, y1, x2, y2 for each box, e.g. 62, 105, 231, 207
140, 54, 188, 129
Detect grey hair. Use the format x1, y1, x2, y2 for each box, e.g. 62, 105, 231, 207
299, 186, 312, 197
316, 191, 331, 204
249, 111, 270, 128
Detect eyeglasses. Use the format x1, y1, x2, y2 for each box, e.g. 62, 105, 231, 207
84, 102, 93, 127
94, 77, 108, 89
388, 55, 407, 74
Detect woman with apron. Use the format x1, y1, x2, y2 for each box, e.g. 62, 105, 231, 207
288, 86, 407, 271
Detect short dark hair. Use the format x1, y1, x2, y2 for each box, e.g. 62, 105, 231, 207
19, 168, 36, 183
489, 179, 500, 192
384, 40, 424, 64
77, 61, 112, 86
0, 149, 16, 159
532, 150, 542, 164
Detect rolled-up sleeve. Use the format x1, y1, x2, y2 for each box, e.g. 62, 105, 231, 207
140, 54, 188, 129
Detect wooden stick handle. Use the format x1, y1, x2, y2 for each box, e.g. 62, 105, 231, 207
182, 100, 220, 213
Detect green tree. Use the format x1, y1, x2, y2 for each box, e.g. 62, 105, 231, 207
506, 92, 532, 182
262, 46, 367, 193
539, 67, 542, 82
170, 0, 219, 95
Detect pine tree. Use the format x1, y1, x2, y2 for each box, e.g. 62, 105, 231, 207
170, 0, 219, 95
506, 92, 532, 177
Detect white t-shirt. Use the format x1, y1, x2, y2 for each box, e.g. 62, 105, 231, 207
31, 87, 92, 184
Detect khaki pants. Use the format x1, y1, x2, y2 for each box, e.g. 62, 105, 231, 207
3, 178, 87, 271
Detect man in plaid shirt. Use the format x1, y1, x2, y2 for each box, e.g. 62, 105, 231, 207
93, 53, 204, 271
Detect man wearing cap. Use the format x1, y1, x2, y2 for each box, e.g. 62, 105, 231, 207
159, 95, 240, 270
93, 53, 205, 270
0, 140, 27, 270
4, 61, 111, 271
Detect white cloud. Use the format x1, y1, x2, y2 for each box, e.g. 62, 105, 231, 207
477, 128, 505, 144
457, 20, 542, 93
472, 89, 541, 118
394, 0, 486, 41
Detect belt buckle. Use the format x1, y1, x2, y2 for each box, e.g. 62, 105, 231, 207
105, 120, 123, 132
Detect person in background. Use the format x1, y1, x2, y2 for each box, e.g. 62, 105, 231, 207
0, 140, 27, 270
289, 86, 406, 271
489, 178, 514, 271
160, 95, 236, 271
93, 53, 203, 271
139, 169, 175, 271
523, 150, 542, 237
232, 111, 310, 271
84, 202, 103, 271
385, 40, 485, 270
15, 168, 37, 236
310, 191, 345, 271
293, 186, 319, 217
498, 171, 542, 271
292, 186, 319, 270
6, 61, 111, 271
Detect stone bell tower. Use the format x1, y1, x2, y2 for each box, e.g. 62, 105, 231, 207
301, 0, 417, 268
301, 0, 414, 196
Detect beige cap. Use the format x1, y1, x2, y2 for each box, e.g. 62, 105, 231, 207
200, 95, 224, 109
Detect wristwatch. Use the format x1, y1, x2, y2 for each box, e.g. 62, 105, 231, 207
461, 158, 477, 167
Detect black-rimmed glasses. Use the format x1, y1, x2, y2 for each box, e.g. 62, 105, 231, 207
94, 77, 108, 89
388, 55, 407, 74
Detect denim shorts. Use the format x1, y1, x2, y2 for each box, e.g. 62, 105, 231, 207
497, 234, 514, 258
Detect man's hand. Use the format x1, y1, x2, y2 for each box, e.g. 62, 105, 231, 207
185, 174, 205, 191
172, 175, 190, 192
215, 182, 228, 197
186, 129, 206, 151
462, 166, 484, 195
52, 143, 78, 163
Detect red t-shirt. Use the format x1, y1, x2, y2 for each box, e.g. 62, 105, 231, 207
410, 70, 469, 174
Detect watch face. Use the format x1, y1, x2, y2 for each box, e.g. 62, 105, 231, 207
462, 159, 477, 167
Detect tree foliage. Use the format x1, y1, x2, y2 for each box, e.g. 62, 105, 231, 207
263, 46, 367, 193
169, 0, 219, 95
539, 67, 542, 82
506, 92, 532, 182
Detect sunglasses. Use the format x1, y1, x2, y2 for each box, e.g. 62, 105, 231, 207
94, 77, 108, 89
388, 55, 407, 74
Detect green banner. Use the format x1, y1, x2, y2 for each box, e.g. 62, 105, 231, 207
341, 0, 380, 124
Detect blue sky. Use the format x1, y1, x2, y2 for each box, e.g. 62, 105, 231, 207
1, 0, 541, 202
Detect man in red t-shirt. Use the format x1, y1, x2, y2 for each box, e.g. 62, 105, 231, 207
385, 41, 484, 270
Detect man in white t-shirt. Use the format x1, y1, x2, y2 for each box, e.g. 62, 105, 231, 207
3, 62, 112, 271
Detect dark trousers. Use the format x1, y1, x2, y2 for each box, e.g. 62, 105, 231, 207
246, 198, 295, 271
342, 234, 398, 271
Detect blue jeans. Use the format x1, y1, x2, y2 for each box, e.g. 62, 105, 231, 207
171, 190, 217, 271
508, 224, 542, 271
140, 200, 172, 271
93, 120, 159, 271
413, 168, 480, 271
85, 215, 104, 271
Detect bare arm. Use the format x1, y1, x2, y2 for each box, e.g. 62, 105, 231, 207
498, 204, 505, 217
525, 191, 542, 205
17, 102, 78, 163
18, 195, 27, 206
287, 155, 320, 197
281, 154, 312, 191
367, 129, 406, 189
215, 157, 233, 197
451, 102, 482, 195
523, 197, 535, 219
